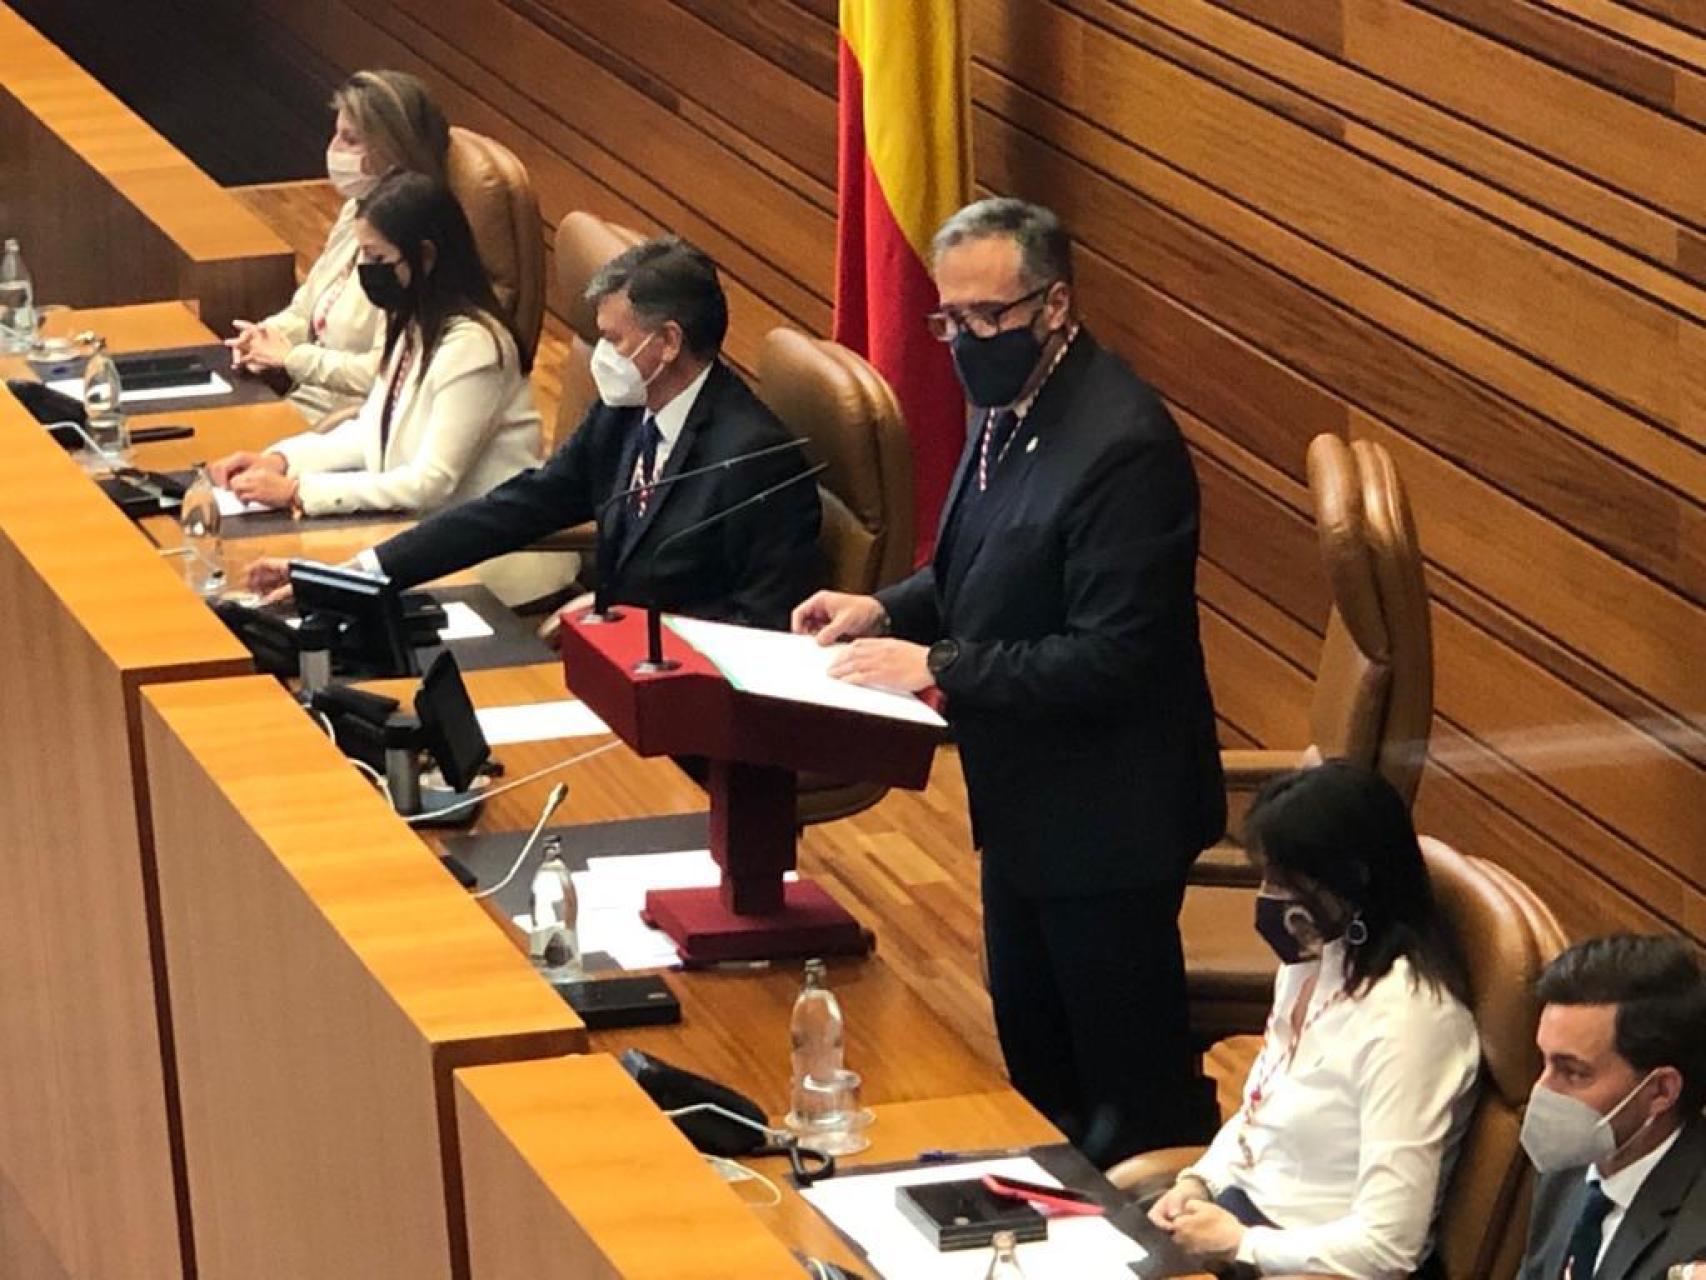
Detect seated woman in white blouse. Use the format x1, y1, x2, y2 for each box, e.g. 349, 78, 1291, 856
1150, 762, 1481, 1279
225, 70, 449, 421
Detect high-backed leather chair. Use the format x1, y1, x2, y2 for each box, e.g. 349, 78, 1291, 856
446, 127, 546, 367
757, 326, 916, 824
550, 210, 646, 452
1113, 839, 1566, 1280
1193, 432, 1434, 887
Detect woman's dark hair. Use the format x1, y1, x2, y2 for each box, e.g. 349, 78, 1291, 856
356, 172, 526, 372
1244, 760, 1470, 1004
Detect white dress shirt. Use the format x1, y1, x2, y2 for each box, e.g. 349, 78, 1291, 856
1186, 941, 1482, 1278
639, 360, 713, 478
1589, 1125, 1683, 1273
264, 200, 384, 421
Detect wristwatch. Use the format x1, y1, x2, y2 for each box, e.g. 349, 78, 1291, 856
925, 637, 961, 681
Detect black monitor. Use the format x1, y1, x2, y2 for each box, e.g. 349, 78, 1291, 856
288, 560, 419, 678
414, 650, 490, 792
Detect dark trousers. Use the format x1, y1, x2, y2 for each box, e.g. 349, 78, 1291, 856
980, 859, 1216, 1167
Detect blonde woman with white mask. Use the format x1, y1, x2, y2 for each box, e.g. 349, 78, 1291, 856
225, 70, 450, 420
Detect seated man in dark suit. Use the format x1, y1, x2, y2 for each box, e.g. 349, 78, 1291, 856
1519, 934, 1706, 1280
246, 235, 823, 629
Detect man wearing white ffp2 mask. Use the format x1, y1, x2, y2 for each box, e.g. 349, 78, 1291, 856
1517, 935, 1706, 1280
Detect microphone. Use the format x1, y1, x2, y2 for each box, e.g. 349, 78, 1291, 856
587, 436, 819, 622
470, 781, 570, 900
594, 435, 808, 517
631, 460, 827, 672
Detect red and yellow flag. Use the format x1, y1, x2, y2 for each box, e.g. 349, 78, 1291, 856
834, 0, 972, 563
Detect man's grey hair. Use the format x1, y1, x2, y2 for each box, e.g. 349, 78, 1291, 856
931, 197, 1074, 289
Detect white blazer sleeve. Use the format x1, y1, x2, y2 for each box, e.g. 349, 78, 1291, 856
293, 326, 513, 516
269, 401, 376, 480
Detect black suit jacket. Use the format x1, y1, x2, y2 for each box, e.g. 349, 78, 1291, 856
374, 361, 823, 630
877, 331, 1224, 897
1520, 1115, 1706, 1280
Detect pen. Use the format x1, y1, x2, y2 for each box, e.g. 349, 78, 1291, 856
707, 958, 771, 972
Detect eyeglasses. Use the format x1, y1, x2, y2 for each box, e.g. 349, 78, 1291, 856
925, 285, 1050, 342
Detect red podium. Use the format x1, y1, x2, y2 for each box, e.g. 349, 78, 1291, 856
559, 610, 943, 964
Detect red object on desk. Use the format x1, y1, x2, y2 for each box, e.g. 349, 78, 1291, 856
559, 608, 943, 963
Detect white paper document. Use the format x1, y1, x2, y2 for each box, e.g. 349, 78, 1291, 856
665, 615, 946, 728
438, 600, 495, 641
475, 699, 609, 745
214, 487, 267, 517
47, 371, 234, 404
799, 1156, 1146, 1279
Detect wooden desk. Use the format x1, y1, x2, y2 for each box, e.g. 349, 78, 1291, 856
454, 1055, 804, 1279
0, 7, 295, 333
140, 675, 585, 1280
0, 371, 250, 1280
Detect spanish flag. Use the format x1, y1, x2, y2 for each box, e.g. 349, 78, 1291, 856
834, 0, 972, 563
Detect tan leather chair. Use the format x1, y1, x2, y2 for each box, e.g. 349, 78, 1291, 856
1114, 839, 1566, 1280
446, 127, 545, 368
550, 210, 647, 452
757, 326, 916, 824
1194, 432, 1434, 888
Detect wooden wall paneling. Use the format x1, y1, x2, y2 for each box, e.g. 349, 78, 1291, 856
455, 1056, 803, 1280
971, 61, 1706, 502
0, 386, 253, 1280
0, 5, 295, 333
1397, 0, 1705, 121
976, 103, 1701, 598
1204, 0, 1706, 226
974, 0, 1702, 439
140, 676, 584, 1280
1615, 0, 1706, 42
1089, 0, 1706, 300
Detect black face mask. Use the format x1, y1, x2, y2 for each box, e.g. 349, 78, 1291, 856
1254, 893, 1323, 965
950, 323, 1046, 408
358, 260, 411, 313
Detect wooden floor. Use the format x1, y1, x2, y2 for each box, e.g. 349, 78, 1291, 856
229, 180, 1251, 1120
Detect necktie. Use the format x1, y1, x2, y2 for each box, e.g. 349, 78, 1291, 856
1563, 1183, 1614, 1280
631, 416, 663, 516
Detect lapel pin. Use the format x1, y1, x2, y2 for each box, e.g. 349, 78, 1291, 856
1025, 437, 1038, 453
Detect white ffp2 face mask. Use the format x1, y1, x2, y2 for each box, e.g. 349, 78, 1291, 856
326, 146, 378, 200
590, 333, 659, 408
1519, 1071, 1658, 1173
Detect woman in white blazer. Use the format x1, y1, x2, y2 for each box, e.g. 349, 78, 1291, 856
225, 70, 450, 421
211, 172, 571, 604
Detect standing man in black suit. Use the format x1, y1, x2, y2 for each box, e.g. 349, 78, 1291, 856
793, 198, 1224, 1164
247, 236, 822, 629
1519, 935, 1706, 1280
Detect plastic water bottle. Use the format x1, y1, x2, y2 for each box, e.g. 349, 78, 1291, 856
178, 464, 225, 597
0, 239, 35, 353
788, 958, 845, 1126
984, 1230, 1027, 1279
528, 837, 582, 981
82, 337, 130, 464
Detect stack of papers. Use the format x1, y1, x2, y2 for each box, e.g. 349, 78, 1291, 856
665, 615, 945, 727
799, 1157, 1146, 1279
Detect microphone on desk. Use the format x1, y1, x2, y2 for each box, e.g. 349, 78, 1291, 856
586, 436, 813, 623
627, 460, 828, 673
469, 781, 570, 901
